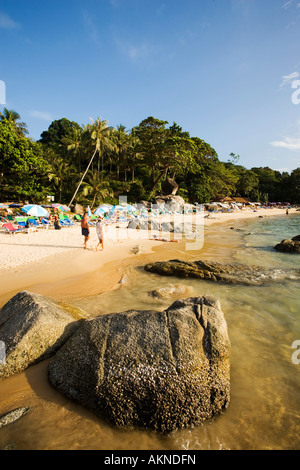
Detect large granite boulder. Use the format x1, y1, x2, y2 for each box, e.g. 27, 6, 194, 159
274, 235, 300, 253
144, 259, 300, 285
48, 296, 231, 432
154, 195, 185, 213
0, 291, 87, 378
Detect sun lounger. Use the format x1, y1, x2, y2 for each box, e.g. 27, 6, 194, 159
62, 218, 73, 227
2, 223, 25, 234
58, 219, 68, 227
63, 216, 75, 226
41, 218, 51, 228
28, 219, 43, 228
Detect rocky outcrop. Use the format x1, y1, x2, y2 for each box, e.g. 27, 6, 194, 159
0, 291, 87, 378
274, 235, 300, 253
144, 259, 300, 285
154, 195, 185, 213
48, 296, 231, 432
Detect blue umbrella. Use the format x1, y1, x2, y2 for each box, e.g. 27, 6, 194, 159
94, 207, 105, 216
109, 205, 126, 212
22, 204, 49, 217
94, 204, 113, 216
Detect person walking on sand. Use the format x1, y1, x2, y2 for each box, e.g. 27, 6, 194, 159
96, 216, 104, 251
81, 212, 90, 248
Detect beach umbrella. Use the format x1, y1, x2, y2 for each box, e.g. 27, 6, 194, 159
109, 205, 126, 213
51, 203, 70, 211
94, 207, 105, 216
22, 204, 49, 217
123, 204, 137, 213
87, 206, 92, 217
0, 203, 9, 209
94, 204, 112, 215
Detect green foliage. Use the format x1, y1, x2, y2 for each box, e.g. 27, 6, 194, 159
1, 110, 299, 206
0, 120, 50, 202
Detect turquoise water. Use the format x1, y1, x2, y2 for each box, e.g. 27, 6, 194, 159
0, 214, 299, 450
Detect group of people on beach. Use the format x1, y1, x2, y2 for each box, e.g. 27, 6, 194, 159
81, 212, 104, 251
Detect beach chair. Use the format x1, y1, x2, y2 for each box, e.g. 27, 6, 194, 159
63, 216, 75, 226
73, 214, 82, 222
17, 221, 26, 228
28, 219, 42, 228
61, 218, 72, 227
41, 218, 51, 229
0, 216, 8, 224
2, 223, 25, 234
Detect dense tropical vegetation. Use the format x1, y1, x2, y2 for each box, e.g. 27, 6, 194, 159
0, 109, 299, 206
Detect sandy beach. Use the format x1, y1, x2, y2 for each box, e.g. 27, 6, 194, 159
0, 207, 296, 306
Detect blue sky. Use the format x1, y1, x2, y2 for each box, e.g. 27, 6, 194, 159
1, 0, 300, 172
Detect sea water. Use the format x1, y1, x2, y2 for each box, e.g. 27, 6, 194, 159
0, 214, 299, 450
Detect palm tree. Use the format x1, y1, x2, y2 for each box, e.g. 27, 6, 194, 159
48, 156, 76, 203
81, 170, 113, 208
62, 126, 85, 172
111, 124, 130, 180
0, 107, 28, 136
127, 129, 142, 183
68, 117, 114, 207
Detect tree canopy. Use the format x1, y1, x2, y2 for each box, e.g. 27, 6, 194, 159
0, 111, 299, 205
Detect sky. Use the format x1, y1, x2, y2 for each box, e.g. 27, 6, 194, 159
0, 0, 300, 172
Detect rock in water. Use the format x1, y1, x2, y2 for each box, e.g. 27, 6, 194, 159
0, 291, 87, 378
274, 236, 300, 253
144, 259, 300, 285
48, 296, 231, 432
0, 407, 29, 429
149, 284, 194, 300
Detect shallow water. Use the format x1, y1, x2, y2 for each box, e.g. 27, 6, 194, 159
0, 214, 299, 450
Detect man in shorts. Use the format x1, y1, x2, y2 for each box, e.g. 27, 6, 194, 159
81, 212, 90, 248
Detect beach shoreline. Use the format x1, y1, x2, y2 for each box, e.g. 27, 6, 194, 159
0, 207, 297, 307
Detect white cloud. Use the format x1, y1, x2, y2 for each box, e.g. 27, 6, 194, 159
82, 11, 100, 47
115, 36, 160, 62
0, 11, 19, 29
29, 110, 52, 121
280, 71, 299, 87
270, 137, 300, 150
270, 120, 300, 150
283, 0, 294, 9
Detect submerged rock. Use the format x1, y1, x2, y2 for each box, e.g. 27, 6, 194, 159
149, 284, 194, 300
0, 291, 87, 378
274, 236, 300, 253
144, 259, 300, 285
48, 296, 231, 433
0, 407, 29, 429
